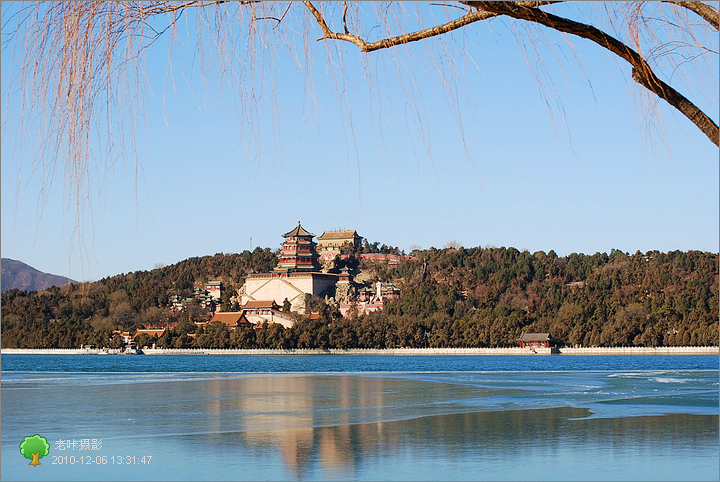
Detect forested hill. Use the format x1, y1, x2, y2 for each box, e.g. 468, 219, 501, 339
0, 247, 717, 349
380, 247, 718, 348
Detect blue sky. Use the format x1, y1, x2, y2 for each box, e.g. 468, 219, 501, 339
2, 2, 718, 282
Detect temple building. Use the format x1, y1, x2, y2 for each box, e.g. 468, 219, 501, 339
241, 300, 295, 328
205, 281, 223, 301
317, 229, 362, 260
240, 222, 339, 314
517, 333, 558, 349
206, 311, 253, 330
239, 222, 403, 319
274, 222, 323, 272
339, 280, 401, 316
357, 281, 401, 304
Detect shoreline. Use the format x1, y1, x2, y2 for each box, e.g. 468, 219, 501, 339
1, 346, 718, 356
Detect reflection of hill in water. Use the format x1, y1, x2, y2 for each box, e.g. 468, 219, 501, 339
191, 407, 717, 480
2, 368, 718, 480
178, 375, 718, 480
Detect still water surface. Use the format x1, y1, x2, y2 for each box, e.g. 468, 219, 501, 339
1, 355, 718, 481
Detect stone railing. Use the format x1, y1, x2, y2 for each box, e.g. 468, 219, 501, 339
2, 346, 717, 356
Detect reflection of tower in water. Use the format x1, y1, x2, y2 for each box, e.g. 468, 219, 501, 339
235, 375, 392, 477
190, 375, 414, 478
237, 376, 316, 476
313, 376, 401, 474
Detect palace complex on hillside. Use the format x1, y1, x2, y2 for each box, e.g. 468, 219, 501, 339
142, 222, 404, 337
241, 222, 338, 314
317, 229, 362, 260
239, 221, 401, 319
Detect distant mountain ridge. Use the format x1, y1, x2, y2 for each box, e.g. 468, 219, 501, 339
1, 258, 76, 293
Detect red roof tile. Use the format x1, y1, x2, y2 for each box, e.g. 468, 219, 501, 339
209, 312, 251, 327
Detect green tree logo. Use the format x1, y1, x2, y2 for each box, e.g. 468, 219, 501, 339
19, 434, 49, 466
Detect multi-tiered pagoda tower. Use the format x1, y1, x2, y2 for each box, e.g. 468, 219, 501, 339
240, 222, 337, 314
274, 221, 322, 272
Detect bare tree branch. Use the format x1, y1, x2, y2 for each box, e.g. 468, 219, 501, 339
301, 1, 716, 145
663, 1, 719, 30
303, 1, 564, 53
303, 1, 498, 52
341, 1, 349, 34
136, 1, 230, 17
470, 1, 718, 146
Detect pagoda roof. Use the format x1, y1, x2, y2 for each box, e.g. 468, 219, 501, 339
283, 221, 314, 238
318, 229, 359, 240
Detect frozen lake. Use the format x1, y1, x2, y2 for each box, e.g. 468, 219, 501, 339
2, 355, 718, 480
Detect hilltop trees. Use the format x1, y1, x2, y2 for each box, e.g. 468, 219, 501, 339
291, 246, 718, 349
0, 249, 277, 348
1, 247, 717, 349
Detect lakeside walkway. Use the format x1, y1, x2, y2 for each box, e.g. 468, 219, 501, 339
2, 346, 717, 356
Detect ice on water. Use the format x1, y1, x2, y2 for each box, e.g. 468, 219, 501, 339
2, 355, 718, 481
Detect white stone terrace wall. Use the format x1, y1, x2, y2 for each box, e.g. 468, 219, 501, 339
4, 346, 717, 356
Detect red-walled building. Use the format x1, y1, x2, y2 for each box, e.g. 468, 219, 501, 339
517, 333, 557, 348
